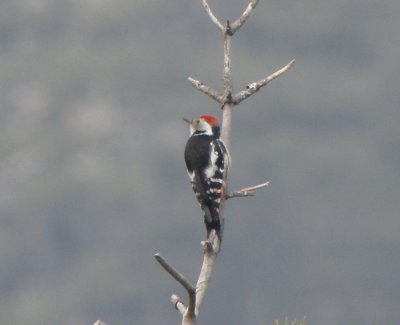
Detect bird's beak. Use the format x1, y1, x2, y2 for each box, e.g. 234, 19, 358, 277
182, 117, 191, 124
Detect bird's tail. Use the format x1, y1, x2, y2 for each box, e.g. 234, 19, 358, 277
204, 205, 224, 242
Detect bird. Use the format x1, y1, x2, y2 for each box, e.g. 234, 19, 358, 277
184, 115, 230, 241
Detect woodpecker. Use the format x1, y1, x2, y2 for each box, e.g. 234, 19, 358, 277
184, 115, 230, 240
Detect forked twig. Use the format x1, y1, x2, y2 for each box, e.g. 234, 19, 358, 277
154, 254, 196, 320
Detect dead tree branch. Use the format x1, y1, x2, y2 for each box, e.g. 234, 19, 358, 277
155, 253, 196, 322
230, 0, 260, 34
201, 0, 224, 31
156, 1, 294, 324
187, 77, 224, 104
225, 181, 270, 200
233, 59, 295, 105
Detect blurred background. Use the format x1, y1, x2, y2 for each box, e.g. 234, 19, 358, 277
0, 0, 399, 324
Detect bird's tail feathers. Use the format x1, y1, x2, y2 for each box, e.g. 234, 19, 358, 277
204, 213, 224, 242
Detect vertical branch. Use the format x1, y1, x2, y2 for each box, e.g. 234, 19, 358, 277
221, 21, 234, 151
223, 21, 233, 100
194, 241, 218, 315
221, 106, 232, 164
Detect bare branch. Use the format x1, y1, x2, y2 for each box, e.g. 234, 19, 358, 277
201, 0, 224, 31
194, 234, 219, 315
223, 23, 233, 101
221, 21, 234, 150
187, 77, 224, 103
221, 104, 233, 150
225, 181, 270, 200
230, 0, 260, 34
154, 253, 196, 321
233, 59, 295, 104
154, 254, 196, 294
171, 295, 187, 315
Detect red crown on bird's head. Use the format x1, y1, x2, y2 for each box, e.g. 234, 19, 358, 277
200, 115, 220, 127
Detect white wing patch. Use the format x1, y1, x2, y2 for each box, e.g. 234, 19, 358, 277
204, 142, 219, 178
187, 170, 195, 182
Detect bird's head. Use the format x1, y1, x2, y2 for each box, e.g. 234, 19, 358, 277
184, 115, 221, 138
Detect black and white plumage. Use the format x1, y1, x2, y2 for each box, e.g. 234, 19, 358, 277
184, 115, 229, 240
